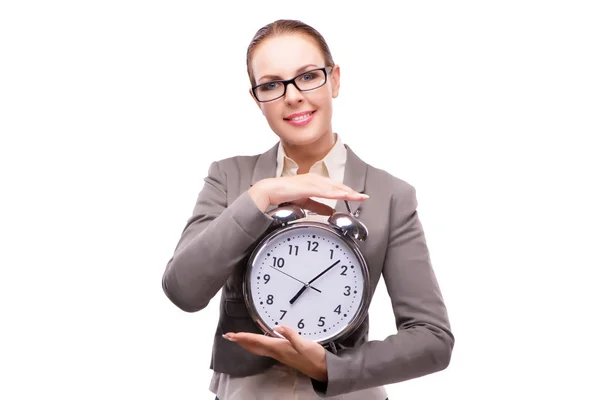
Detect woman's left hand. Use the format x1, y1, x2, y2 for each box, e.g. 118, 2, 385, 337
223, 325, 328, 382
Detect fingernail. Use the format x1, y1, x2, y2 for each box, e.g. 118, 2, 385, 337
222, 334, 233, 341
360, 193, 369, 198
272, 329, 285, 339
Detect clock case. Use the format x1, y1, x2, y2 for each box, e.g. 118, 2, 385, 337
242, 202, 372, 347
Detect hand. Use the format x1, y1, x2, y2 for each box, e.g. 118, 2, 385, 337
289, 260, 340, 304
223, 325, 328, 382
249, 173, 369, 214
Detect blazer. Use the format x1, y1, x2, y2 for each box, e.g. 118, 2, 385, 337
162, 141, 455, 397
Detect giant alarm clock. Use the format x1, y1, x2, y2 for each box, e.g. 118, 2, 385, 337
243, 201, 371, 344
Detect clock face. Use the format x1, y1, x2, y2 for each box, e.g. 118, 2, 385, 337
244, 223, 369, 344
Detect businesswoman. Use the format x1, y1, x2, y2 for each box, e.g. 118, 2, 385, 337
162, 19, 454, 400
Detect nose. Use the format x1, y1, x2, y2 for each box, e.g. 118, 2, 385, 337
284, 81, 304, 105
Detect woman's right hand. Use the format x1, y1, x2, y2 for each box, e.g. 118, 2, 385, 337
248, 173, 369, 215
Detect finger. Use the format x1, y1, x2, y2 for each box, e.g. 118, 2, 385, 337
223, 332, 279, 357
225, 332, 270, 343
302, 175, 360, 197
273, 326, 307, 353
324, 182, 369, 200
323, 190, 369, 202
344, 191, 369, 201
329, 180, 362, 195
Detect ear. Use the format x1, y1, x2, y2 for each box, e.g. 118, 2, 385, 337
330, 64, 341, 98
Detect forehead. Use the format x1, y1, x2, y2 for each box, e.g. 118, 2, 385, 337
252, 34, 325, 81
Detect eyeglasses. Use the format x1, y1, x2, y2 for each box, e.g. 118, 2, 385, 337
252, 66, 333, 103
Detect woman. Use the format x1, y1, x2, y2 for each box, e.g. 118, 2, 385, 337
162, 19, 454, 400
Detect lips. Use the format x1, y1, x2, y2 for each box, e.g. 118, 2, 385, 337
283, 110, 317, 127
283, 110, 316, 121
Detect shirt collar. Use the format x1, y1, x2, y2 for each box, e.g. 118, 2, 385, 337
275, 133, 347, 179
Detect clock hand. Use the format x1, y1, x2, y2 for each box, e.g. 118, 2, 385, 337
307, 259, 341, 285
267, 265, 322, 293
289, 260, 340, 305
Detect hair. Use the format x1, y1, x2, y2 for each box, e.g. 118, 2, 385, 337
246, 19, 335, 87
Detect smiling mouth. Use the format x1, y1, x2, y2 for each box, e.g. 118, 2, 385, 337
284, 111, 316, 121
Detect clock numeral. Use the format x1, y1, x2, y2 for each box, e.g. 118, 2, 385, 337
334, 305, 341, 315
266, 294, 274, 305
288, 245, 299, 256
263, 274, 270, 284
340, 265, 348, 276
297, 319, 305, 329
318, 316, 326, 327
272, 257, 285, 268
307, 241, 319, 252
279, 310, 287, 320
329, 249, 334, 259
343, 286, 351, 296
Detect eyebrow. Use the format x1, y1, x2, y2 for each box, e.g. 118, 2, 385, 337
258, 64, 320, 83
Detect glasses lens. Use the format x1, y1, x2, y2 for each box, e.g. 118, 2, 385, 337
295, 69, 326, 91
255, 81, 285, 102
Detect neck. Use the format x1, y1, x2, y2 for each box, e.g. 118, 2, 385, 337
282, 132, 336, 174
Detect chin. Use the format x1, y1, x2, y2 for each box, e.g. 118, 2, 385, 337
279, 128, 328, 147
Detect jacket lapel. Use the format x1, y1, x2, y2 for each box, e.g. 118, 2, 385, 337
336, 144, 367, 216
250, 142, 278, 186
249, 142, 278, 213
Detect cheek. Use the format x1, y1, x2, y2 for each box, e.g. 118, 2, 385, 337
316, 89, 333, 109
261, 106, 286, 131
261, 104, 278, 121
316, 98, 333, 121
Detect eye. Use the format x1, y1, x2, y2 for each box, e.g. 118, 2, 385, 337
300, 73, 316, 81
258, 82, 282, 92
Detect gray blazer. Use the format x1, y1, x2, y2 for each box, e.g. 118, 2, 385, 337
162, 142, 454, 397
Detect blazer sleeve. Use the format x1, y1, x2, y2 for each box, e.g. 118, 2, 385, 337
162, 160, 275, 312
313, 183, 455, 397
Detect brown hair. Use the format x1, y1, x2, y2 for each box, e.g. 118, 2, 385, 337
246, 19, 335, 87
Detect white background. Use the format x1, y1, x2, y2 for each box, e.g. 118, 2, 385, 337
1, 1, 599, 399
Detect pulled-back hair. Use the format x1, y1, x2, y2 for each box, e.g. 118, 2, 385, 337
246, 19, 335, 86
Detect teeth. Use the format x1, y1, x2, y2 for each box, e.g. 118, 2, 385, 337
291, 112, 312, 121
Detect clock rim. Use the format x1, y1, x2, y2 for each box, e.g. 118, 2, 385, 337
243, 221, 371, 345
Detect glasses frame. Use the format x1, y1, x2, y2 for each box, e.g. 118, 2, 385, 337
251, 66, 333, 103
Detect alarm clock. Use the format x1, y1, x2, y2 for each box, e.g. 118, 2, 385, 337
243, 201, 371, 345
